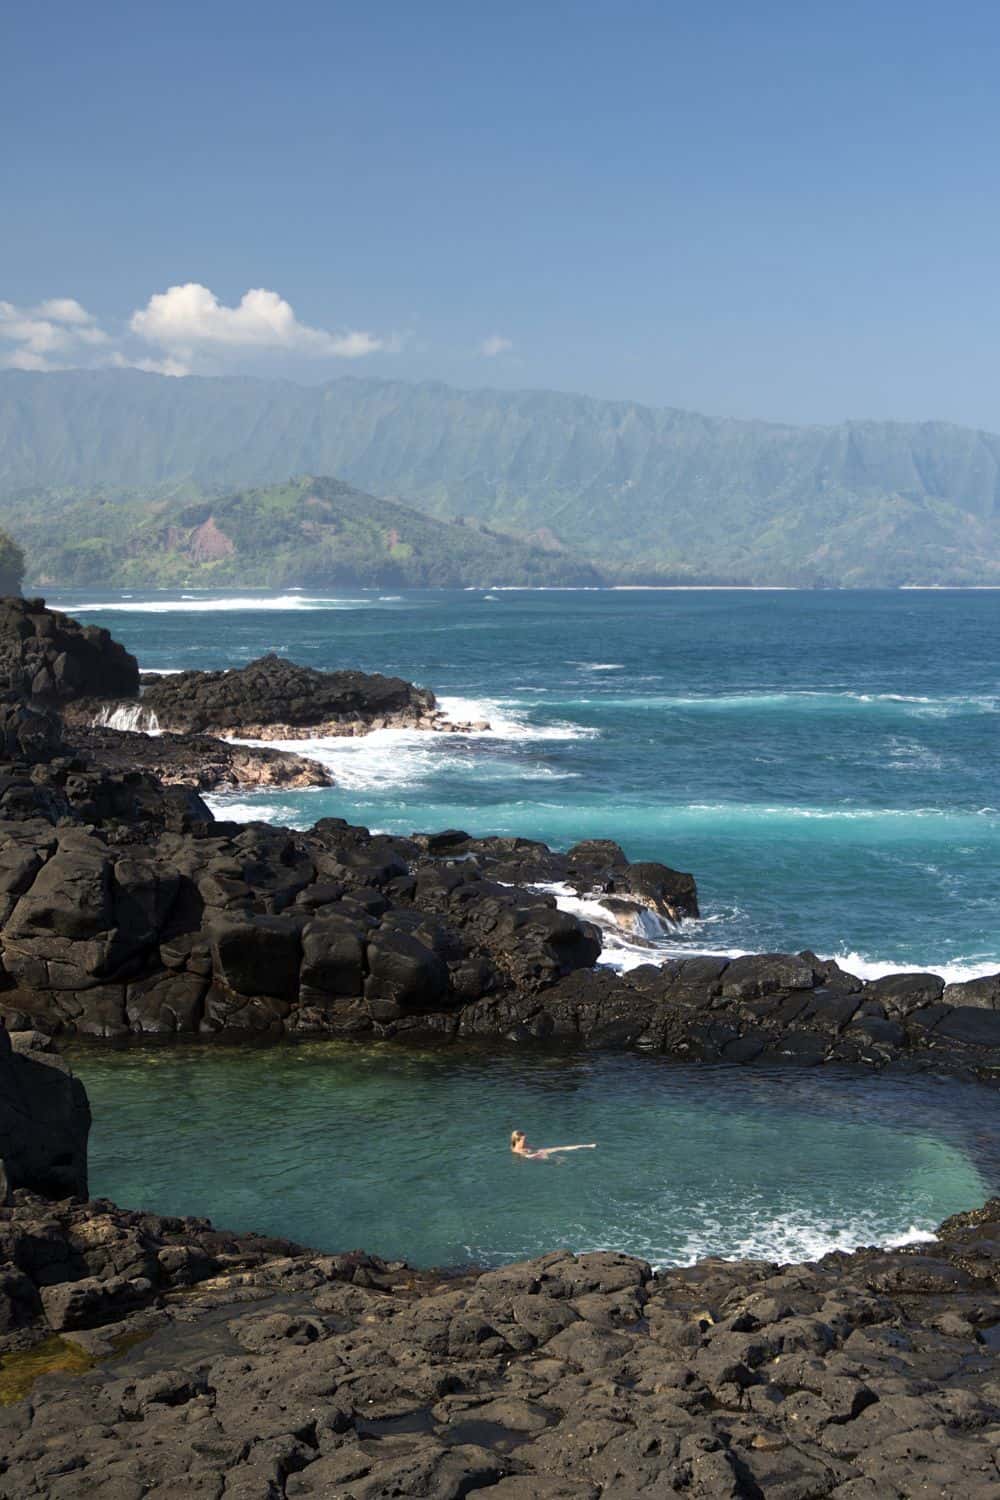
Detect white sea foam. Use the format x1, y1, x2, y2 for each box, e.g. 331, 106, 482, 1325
436, 696, 598, 742
62, 595, 373, 614
823, 952, 1000, 985
204, 796, 315, 827
667, 1216, 937, 1269
468, 1214, 939, 1272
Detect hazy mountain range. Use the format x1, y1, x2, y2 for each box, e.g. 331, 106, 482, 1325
4, 368, 1000, 585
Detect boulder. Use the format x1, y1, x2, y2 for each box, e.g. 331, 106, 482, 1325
942, 973, 1000, 1010
864, 971, 945, 1014
619, 860, 699, 921
365, 929, 450, 1014
0, 595, 138, 704
209, 915, 304, 1000
720, 953, 815, 1000
300, 918, 366, 998
0, 1026, 89, 1197
138, 653, 439, 737
932, 1007, 1000, 1049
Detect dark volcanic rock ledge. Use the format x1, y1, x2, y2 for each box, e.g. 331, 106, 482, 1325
67, 722, 333, 792
0, 1186, 998, 1497
132, 653, 476, 739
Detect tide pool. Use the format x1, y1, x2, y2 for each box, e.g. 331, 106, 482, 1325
73, 1044, 995, 1270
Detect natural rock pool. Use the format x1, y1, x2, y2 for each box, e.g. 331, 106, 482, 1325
71, 1044, 998, 1269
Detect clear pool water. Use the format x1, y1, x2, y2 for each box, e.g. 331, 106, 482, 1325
73, 1043, 996, 1269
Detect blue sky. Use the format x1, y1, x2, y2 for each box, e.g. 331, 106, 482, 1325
4, 0, 1000, 428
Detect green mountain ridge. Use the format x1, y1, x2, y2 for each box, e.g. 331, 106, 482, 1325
4, 369, 1000, 584
14, 476, 605, 590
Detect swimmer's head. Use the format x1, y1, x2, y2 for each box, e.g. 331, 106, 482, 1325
510, 1129, 525, 1150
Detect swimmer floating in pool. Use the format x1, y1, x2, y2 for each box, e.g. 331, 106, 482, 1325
510, 1129, 596, 1160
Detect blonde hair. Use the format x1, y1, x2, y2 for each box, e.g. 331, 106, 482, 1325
510, 1129, 524, 1147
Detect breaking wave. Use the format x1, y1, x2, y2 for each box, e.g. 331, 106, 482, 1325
63, 595, 375, 614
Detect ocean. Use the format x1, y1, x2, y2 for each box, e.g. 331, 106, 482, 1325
56, 585, 1000, 980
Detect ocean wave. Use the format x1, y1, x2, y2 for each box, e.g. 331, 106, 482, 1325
93, 703, 161, 734
62, 595, 373, 614
539, 689, 1000, 716
203, 795, 318, 828
823, 952, 1000, 985
668, 1214, 937, 1269
466, 1212, 938, 1272
437, 696, 599, 742
534, 883, 1000, 984
676, 802, 999, 824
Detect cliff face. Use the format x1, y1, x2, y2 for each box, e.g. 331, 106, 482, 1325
0, 1027, 89, 1199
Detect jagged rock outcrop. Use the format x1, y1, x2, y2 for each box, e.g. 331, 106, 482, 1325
0, 1190, 998, 1496
67, 722, 333, 791
131, 653, 472, 739
0, 596, 138, 705
0, 701, 212, 838
0, 785, 997, 1079
0, 1028, 89, 1200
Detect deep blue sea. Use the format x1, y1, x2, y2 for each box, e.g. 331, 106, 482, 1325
55, 586, 1000, 979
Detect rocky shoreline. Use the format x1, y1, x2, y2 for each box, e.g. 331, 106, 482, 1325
65, 721, 334, 792
3, 599, 489, 794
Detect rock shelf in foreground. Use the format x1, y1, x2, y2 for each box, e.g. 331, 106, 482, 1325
0, 1183, 997, 1497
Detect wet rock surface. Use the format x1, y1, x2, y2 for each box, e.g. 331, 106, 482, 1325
0, 1193, 997, 1497
66, 723, 333, 792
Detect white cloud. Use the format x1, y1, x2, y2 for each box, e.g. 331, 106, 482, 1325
110, 351, 190, 378
0, 283, 391, 375
36, 297, 94, 326
480, 334, 513, 358
0, 297, 110, 370
130, 283, 384, 360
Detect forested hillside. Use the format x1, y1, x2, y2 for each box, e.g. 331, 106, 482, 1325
4, 369, 1000, 583
9, 475, 602, 589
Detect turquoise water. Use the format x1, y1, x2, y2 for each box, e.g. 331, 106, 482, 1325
74, 1043, 995, 1268
56, 586, 1000, 976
